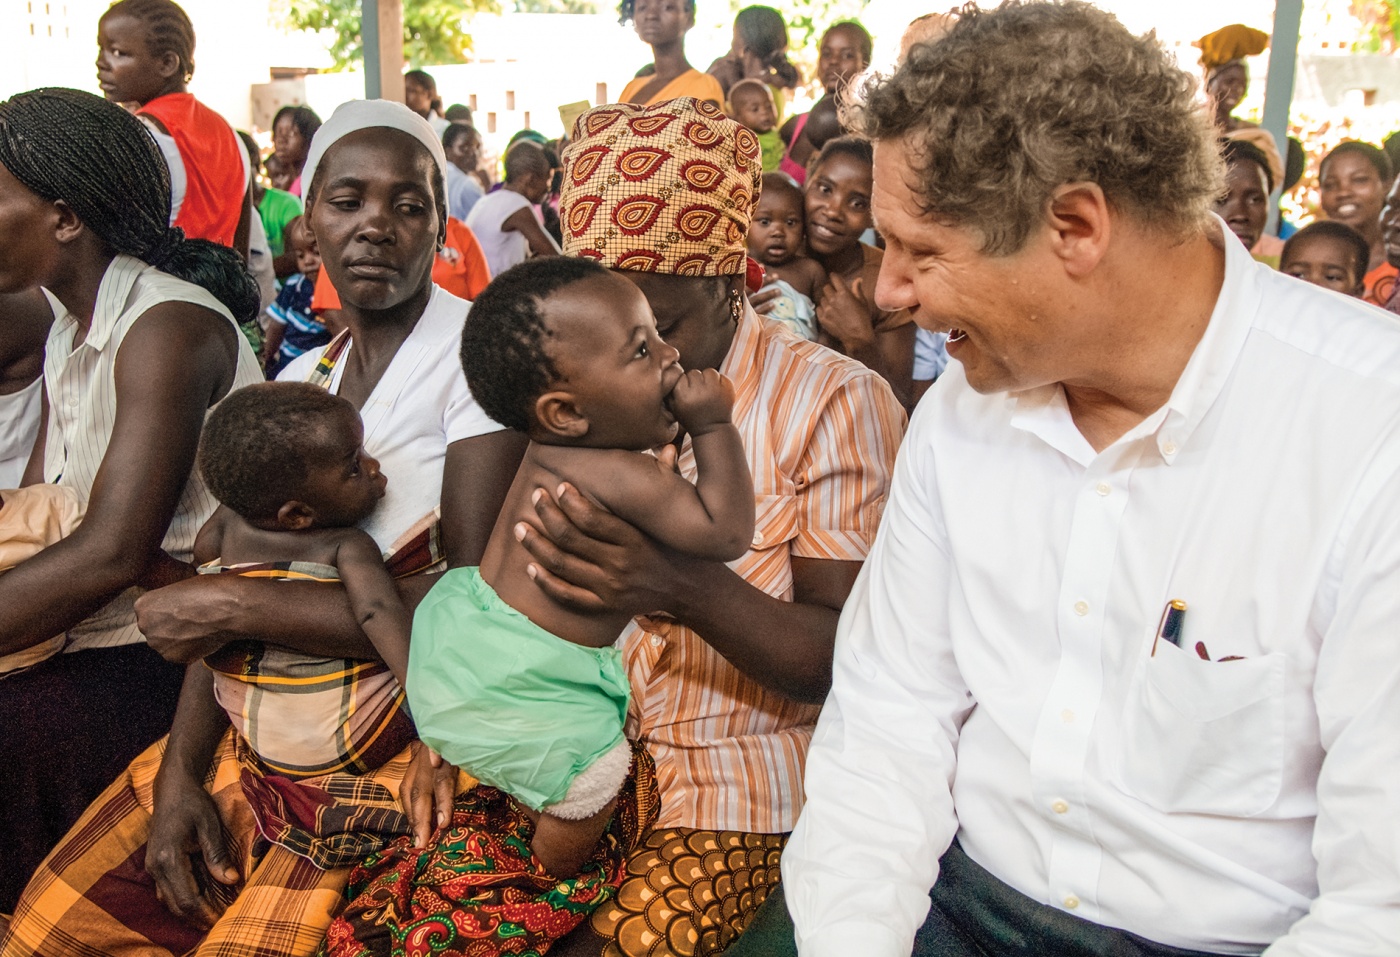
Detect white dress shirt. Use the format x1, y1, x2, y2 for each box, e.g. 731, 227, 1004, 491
783, 231, 1400, 957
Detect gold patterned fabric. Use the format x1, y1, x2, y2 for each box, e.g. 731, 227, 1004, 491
583, 828, 785, 957
560, 98, 762, 277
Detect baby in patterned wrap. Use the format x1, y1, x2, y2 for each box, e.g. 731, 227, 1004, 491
747, 171, 827, 340
193, 381, 414, 690
410, 254, 755, 879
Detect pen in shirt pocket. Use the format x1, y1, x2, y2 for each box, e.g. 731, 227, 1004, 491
1150, 599, 1186, 657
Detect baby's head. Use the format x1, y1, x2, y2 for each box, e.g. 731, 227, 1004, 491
1280, 221, 1369, 298
199, 382, 386, 530
285, 215, 321, 282
727, 79, 777, 135
748, 172, 805, 267
461, 257, 682, 451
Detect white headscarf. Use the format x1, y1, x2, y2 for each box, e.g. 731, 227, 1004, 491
300, 98, 449, 204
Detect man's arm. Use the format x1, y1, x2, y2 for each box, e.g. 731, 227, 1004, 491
783, 406, 971, 957
1261, 462, 1400, 955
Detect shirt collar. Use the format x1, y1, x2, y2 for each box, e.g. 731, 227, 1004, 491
45, 254, 148, 353
1010, 218, 1260, 467
718, 300, 764, 425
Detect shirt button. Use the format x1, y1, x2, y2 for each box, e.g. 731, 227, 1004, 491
1060, 709, 1076, 723
1064, 895, 1080, 910
1095, 482, 1111, 496
650, 635, 663, 648
752, 531, 765, 547
1162, 440, 1178, 456
1073, 600, 1089, 616
1051, 799, 1069, 815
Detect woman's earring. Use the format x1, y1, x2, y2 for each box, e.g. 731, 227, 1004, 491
730, 288, 743, 324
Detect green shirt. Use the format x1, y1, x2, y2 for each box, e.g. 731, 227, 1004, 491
257, 187, 302, 257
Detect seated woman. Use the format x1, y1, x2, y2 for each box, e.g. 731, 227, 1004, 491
0, 88, 264, 916
387, 97, 907, 957
2, 100, 527, 957
801, 136, 917, 410
618, 0, 723, 108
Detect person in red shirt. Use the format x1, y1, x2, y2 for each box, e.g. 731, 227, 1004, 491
96, 0, 251, 254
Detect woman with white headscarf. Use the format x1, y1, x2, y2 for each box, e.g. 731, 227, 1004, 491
3, 100, 526, 957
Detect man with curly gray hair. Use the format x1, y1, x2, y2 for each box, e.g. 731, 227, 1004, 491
738, 3, 1400, 956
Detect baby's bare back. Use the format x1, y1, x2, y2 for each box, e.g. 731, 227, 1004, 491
478, 447, 644, 649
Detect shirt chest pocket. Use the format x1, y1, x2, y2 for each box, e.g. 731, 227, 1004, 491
1114, 645, 1287, 817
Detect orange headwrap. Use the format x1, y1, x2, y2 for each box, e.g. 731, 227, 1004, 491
1196, 24, 1270, 72
560, 97, 762, 277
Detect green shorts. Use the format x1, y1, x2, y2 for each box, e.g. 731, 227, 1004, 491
407, 566, 630, 812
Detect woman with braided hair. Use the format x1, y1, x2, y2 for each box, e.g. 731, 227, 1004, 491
97, 0, 252, 254
0, 87, 262, 914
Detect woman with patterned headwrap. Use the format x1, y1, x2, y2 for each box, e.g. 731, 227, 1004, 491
0, 87, 264, 914
395, 97, 907, 957
1198, 23, 1285, 189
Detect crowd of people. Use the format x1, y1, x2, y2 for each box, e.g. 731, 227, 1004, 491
0, 1, 1398, 956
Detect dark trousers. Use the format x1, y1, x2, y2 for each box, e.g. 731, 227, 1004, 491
0, 642, 184, 913
728, 842, 1247, 957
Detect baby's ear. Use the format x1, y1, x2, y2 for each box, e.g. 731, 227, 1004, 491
535, 391, 589, 440
277, 501, 316, 531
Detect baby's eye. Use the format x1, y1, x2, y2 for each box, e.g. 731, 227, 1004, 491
636, 342, 650, 359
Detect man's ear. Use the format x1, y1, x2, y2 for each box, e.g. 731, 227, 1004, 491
276, 501, 316, 530
1043, 181, 1112, 279
534, 391, 589, 440
52, 200, 84, 246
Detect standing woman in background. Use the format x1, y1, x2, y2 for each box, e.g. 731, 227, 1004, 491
618, 0, 723, 108
96, 0, 253, 255
0, 87, 263, 915
778, 21, 870, 186
708, 5, 799, 108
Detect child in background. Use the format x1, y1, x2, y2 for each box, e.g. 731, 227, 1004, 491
195, 381, 412, 688
728, 78, 784, 172
410, 257, 754, 881
748, 172, 825, 339
96, 0, 250, 251
1279, 221, 1371, 298
261, 217, 330, 378
264, 151, 296, 193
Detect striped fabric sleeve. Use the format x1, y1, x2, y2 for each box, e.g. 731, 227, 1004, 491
790, 371, 906, 561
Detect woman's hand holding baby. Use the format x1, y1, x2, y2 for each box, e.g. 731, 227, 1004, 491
667, 368, 737, 437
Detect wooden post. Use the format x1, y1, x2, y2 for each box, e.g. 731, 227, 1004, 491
362, 0, 405, 103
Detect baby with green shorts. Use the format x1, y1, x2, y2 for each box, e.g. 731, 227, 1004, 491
410, 256, 755, 877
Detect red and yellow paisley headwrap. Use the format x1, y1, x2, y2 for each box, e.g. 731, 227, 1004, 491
560, 97, 762, 277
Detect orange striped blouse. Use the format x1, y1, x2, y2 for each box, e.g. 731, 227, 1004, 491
622, 304, 907, 833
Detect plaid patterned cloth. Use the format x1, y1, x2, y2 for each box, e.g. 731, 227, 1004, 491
0, 524, 451, 957
0, 732, 406, 957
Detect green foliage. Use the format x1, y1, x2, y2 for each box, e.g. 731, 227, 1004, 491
1351, 0, 1400, 52
285, 0, 500, 69
513, 0, 599, 12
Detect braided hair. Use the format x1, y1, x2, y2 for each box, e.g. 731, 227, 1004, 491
104, 0, 196, 81
0, 88, 259, 324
